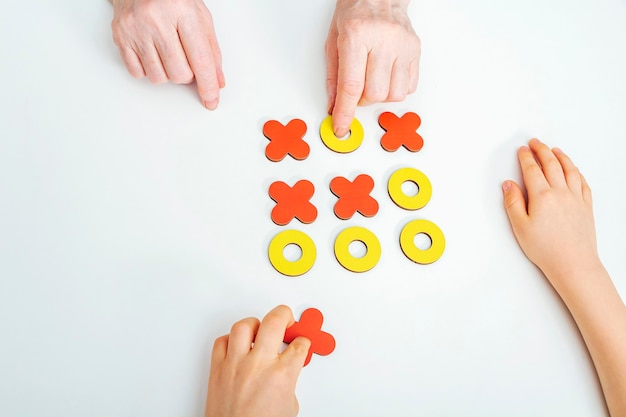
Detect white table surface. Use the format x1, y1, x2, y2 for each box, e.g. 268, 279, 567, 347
1, 0, 625, 416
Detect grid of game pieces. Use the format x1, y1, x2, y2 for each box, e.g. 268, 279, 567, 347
264, 112, 445, 277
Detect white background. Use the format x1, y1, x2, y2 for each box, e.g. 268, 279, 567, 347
1, 0, 625, 416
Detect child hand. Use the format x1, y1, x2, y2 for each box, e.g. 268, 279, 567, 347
504, 140, 626, 417
502, 139, 602, 288
205, 305, 311, 417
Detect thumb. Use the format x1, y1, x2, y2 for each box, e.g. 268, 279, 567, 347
502, 180, 528, 234
281, 336, 312, 373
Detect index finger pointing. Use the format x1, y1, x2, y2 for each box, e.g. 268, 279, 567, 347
178, 16, 222, 110
332, 37, 368, 137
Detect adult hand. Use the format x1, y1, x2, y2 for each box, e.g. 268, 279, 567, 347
110, 0, 225, 109
326, 0, 421, 137
205, 305, 311, 417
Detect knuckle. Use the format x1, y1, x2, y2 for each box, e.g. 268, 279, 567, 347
336, 23, 367, 50
504, 194, 520, 210
230, 318, 255, 335
148, 73, 168, 84
262, 315, 285, 332
414, 35, 422, 48
340, 17, 368, 35
413, 42, 422, 57
213, 334, 228, 350
265, 305, 290, 324
111, 17, 131, 44
170, 69, 194, 84
111, 32, 123, 47
292, 338, 311, 355
110, 19, 121, 36
362, 86, 387, 103
545, 159, 561, 171
114, 10, 138, 31
338, 79, 364, 99
386, 90, 406, 102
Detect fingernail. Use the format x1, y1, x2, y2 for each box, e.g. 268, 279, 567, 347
334, 127, 347, 137
502, 181, 512, 191
204, 98, 218, 110
553, 147, 563, 154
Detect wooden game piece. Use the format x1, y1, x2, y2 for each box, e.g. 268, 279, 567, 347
399, 219, 445, 264
284, 307, 335, 366
330, 174, 379, 220
333, 226, 381, 273
378, 111, 424, 152
263, 119, 310, 162
319, 115, 364, 153
268, 230, 316, 276
387, 167, 432, 210
269, 180, 317, 225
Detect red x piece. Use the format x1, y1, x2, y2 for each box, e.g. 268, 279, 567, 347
263, 119, 310, 162
284, 308, 335, 367
378, 111, 424, 152
269, 180, 317, 225
330, 174, 379, 220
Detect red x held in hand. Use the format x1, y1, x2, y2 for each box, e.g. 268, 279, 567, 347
269, 180, 317, 225
263, 119, 310, 161
330, 174, 379, 220
284, 308, 336, 367
378, 111, 424, 152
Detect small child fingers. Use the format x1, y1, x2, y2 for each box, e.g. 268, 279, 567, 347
552, 147, 583, 196
518, 144, 549, 194
280, 336, 312, 372
528, 138, 567, 187
580, 173, 593, 205
226, 317, 260, 359
252, 305, 296, 359
211, 334, 229, 363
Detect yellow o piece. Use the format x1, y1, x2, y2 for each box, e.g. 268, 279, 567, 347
334, 226, 381, 273
319, 115, 364, 153
268, 230, 316, 276
400, 219, 445, 264
387, 167, 432, 210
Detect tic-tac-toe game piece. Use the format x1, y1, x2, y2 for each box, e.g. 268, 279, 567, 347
334, 226, 381, 272
269, 180, 317, 225
399, 219, 445, 264
319, 115, 364, 153
268, 230, 317, 276
378, 111, 424, 152
263, 119, 310, 162
284, 307, 335, 366
387, 167, 432, 210
330, 174, 379, 220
